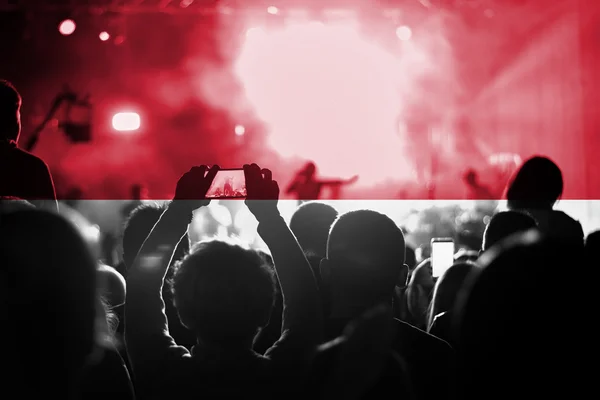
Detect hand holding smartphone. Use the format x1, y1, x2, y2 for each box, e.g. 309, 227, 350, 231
431, 238, 454, 278
205, 168, 247, 199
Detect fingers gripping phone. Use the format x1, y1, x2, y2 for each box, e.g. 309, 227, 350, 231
431, 238, 454, 278
205, 168, 247, 199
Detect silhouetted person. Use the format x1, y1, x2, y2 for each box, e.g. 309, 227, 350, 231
287, 162, 357, 200
0, 209, 133, 399
394, 259, 435, 331
252, 251, 284, 355
481, 210, 538, 253
321, 210, 455, 400
121, 202, 196, 350
463, 169, 494, 200
125, 164, 322, 399
289, 201, 338, 276
455, 231, 590, 400
427, 262, 477, 347
0, 80, 57, 211
506, 156, 584, 245
289, 201, 339, 318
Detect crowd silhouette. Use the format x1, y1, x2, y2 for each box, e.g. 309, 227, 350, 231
1, 79, 597, 400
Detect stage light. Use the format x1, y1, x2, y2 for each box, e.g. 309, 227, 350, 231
180, 0, 194, 8
112, 112, 140, 132
234, 125, 245, 136
99, 31, 110, 41
59, 19, 76, 36
396, 26, 412, 41
267, 6, 279, 15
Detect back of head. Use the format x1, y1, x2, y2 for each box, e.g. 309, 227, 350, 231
482, 211, 537, 251
326, 210, 406, 299
171, 239, 276, 346
0, 210, 97, 395
290, 201, 338, 257
303, 162, 317, 177
505, 156, 563, 210
122, 202, 188, 270
407, 259, 434, 290
428, 262, 476, 328
455, 230, 588, 399
0, 80, 21, 143
453, 249, 479, 263
0, 196, 35, 213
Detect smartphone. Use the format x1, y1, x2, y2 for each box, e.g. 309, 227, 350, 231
431, 238, 454, 278
205, 168, 247, 199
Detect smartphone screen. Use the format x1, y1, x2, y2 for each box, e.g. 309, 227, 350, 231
431, 238, 454, 278
205, 169, 247, 199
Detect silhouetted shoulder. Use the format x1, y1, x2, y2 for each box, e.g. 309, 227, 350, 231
14, 147, 51, 171
0, 146, 57, 203
528, 209, 584, 244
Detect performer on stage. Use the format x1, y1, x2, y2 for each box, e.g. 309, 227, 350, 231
286, 162, 358, 201
463, 169, 495, 200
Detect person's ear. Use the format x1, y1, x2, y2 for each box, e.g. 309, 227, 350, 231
397, 263, 409, 288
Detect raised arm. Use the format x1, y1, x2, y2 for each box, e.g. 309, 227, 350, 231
243, 164, 323, 360
125, 165, 218, 389
319, 175, 358, 187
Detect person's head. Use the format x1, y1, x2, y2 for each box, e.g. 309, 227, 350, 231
302, 162, 317, 179
407, 259, 434, 290
0, 80, 22, 143
505, 156, 563, 210
454, 249, 479, 264
463, 169, 478, 186
322, 210, 408, 316
290, 201, 338, 258
427, 262, 477, 330
170, 239, 276, 348
0, 210, 97, 396
455, 230, 588, 399
482, 211, 538, 252
0, 196, 35, 213
122, 202, 189, 271
404, 259, 434, 329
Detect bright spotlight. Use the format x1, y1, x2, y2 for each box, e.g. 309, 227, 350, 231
267, 6, 279, 15
112, 112, 140, 132
396, 26, 412, 41
59, 19, 76, 36
234, 125, 246, 136
99, 31, 110, 41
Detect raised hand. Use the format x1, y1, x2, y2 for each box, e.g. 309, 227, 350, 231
347, 175, 359, 184
173, 165, 219, 210
244, 163, 279, 221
